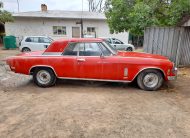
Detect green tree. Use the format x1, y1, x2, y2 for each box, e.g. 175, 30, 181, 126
0, 10, 14, 24
105, 0, 190, 36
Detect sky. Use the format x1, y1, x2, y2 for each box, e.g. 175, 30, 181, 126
1, 0, 89, 12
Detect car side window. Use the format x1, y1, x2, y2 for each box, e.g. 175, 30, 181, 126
112, 38, 124, 44
105, 38, 111, 44
99, 43, 112, 56
33, 37, 39, 43
114, 39, 121, 44
79, 43, 102, 56
62, 43, 79, 56
39, 37, 51, 43
25, 37, 32, 42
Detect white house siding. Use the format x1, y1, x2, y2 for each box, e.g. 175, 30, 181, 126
5, 17, 129, 44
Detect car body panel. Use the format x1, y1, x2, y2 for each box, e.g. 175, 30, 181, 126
6, 38, 176, 83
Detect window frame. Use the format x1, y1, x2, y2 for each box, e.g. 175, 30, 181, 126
53, 26, 67, 35
25, 37, 39, 43
87, 27, 96, 33
113, 38, 124, 44
39, 37, 52, 43
62, 42, 115, 57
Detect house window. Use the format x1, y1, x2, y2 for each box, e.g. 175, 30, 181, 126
86, 27, 96, 38
87, 27, 95, 33
53, 26, 66, 35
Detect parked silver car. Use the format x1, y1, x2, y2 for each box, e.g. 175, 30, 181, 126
101, 37, 135, 51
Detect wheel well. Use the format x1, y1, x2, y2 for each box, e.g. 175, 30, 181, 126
22, 47, 30, 51
134, 68, 165, 81
30, 66, 56, 76
126, 47, 133, 51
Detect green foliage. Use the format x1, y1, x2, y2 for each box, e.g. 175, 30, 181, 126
0, 10, 14, 24
105, 0, 190, 36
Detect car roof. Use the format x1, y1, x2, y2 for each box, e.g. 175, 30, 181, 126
55, 38, 103, 43
24, 36, 50, 38
44, 38, 104, 53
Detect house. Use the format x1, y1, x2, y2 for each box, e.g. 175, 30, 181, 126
5, 4, 129, 45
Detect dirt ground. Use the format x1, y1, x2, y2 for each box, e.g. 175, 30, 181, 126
0, 49, 190, 138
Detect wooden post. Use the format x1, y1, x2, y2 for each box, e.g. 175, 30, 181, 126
175, 27, 184, 67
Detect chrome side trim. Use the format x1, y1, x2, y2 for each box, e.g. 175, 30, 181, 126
58, 77, 131, 83
29, 65, 58, 77
43, 52, 62, 55
29, 66, 166, 83
131, 67, 166, 81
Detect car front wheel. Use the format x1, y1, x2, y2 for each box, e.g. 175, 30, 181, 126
137, 69, 164, 91
33, 68, 56, 87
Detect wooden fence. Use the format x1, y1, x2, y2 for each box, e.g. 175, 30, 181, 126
143, 27, 190, 67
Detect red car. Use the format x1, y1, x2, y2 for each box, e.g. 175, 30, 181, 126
6, 38, 177, 91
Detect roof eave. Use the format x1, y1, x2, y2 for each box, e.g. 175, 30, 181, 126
13, 15, 106, 20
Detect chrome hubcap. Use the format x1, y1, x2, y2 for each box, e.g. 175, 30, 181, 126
36, 70, 51, 85
143, 73, 159, 88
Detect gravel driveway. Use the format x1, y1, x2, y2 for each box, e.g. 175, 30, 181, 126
0, 49, 190, 138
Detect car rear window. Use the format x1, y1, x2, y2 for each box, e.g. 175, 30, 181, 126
25, 37, 39, 43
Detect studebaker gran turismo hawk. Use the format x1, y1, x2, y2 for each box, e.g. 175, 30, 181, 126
6, 38, 177, 91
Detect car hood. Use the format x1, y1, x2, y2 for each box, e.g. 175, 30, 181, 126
117, 51, 168, 60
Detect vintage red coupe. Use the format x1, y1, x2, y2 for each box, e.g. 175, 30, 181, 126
6, 38, 177, 91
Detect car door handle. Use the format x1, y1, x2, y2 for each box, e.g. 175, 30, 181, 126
77, 58, 85, 62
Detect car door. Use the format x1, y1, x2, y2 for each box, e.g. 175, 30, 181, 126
99, 42, 123, 80
112, 38, 125, 50
27, 37, 44, 51
58, 43, 79, 78
39, 37, 52, 50
76, 42, 103, 79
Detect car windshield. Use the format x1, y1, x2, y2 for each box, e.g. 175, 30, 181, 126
102, 41, 117, 55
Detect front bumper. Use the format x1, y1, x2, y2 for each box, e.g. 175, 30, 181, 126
167, 67, 177, 81
168, 76, 177, 81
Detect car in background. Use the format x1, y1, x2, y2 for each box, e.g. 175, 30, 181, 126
101, 37, 135, 51
19, 36, 53, 52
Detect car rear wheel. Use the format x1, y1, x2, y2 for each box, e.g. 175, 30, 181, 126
126, 47, 133, 51
22, 47, 31, 52
33, 68, 56, 87
137, 69, 164, 91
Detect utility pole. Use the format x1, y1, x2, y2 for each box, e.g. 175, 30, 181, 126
76, 0, 84, 38
17, 0, 20, 12
81, 0, 84, 38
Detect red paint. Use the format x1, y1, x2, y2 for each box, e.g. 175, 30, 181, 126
6, 38, 176, 82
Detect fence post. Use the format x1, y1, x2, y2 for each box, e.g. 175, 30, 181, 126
175, 27, 184, 67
